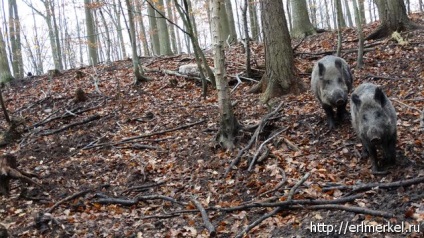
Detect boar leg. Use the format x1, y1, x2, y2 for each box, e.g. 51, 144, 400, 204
323, 104, 336, 129
336, 103, 348, 121
364, 143, 388, 175
382, 137, 396, 166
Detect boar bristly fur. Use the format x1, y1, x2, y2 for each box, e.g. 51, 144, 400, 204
350, 83, 397, 174
311, 56, 353, 129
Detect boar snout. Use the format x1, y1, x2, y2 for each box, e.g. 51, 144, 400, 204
336, 98, 346, 106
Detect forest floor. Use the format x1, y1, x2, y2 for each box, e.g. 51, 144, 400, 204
1, 14, 424, 238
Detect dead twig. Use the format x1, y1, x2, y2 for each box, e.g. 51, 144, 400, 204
93, 194, 187, 206
323, 176, 424, 194
40, 114, 101, 136
121, 119, 206, 143
120, 181, 167, 195
190, 197, 216, 237
234, 172, 310, 238
47, 189, 93, 213
248, 128, 287, 171
224, 102, 284, 176
303, 204, 394, 218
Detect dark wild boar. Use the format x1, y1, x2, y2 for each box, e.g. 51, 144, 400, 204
311, 56, 353, 129
350, 83, 397, 174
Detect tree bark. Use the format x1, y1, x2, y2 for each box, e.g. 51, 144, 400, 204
0, 27, 14, 83
290, 0, 316, 38
212, 0, 239, 150
367, 0, 421, 40
254, 0, 304, 103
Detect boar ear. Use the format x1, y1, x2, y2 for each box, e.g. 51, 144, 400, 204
335, 59, 343, 70
318, 63, 325, 77
374, 87, 386, 107
351, 94, 361, 107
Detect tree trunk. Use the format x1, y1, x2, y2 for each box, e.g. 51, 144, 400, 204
248, 0, 259, 41
165, 0, 178, 54
8, 0, 24, 78
218, 0, 231, 43
225, 0, 238, 43
359, 0, 366, 24
290, 0, 316, 38
353, 0, 364, 68
335, 0, 346, 28
155, 0, 173, 55
344, 0, 353, 27
212, 0, 239, 150
0, 27, 14, 83
125, 0, 149, 84
255, 0, 304, 103
336, 0, 344, 56
242, 0, 251, 78
51, 1, 64, 69
85, 0, 99, 65
98, 8, 111, 63
147, 3, 160, 55
113, 0, 127, 59
367, 0, 419, 40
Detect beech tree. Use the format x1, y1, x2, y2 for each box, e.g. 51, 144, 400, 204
251, 0, 304, 103
84, 0, 99, 65
211, 0, 239, 150
290, 0, 316, 38
125, 0, 149, 84
367, 0, 422, 40
0, 27, 14, 83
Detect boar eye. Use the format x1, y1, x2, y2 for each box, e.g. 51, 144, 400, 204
375, 111, 382, 118
362, 115, 367, 121
338, 78, 343, 83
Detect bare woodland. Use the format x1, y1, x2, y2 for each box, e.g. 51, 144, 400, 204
0, 0, 423, 237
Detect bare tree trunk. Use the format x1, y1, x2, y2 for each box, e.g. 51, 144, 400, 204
291, 0, 317, 38
8, 0, 24, 78
225, 0, 237, 43
242, 0, 251, 78
344, 0, 353, 27
336, 0, 343, 56
85, 0, 98, 65
323, 0, 332, 29
0, 27, 14, 83
154, 0, 173, 55
125, 0, 149, 84
367, 0, 421, 40
249, 0, 260, 41
165, 0, 178, 54
147, 3, 160, 55
353, 0, 364, 68
254, 0, 304, 103
212, 0, 239, 150
135, 1, 150, 56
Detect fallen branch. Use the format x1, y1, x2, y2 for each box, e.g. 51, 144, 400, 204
248, 128, 287, 171
120, 181, 167, 195
93, 194, 187, 206
32, 105, 102, 128
120, 119, 206, 143
47, 189, 93, 213
40, 114, 101, 136
365, 74, 397, 80
190, 197, 216, 237
224, 102, 284, 176
235, 172, 310, 238
0, 154, 41, 196
303, 204, 394, 218
323, 176, 424, 194
390, 98, 422, 113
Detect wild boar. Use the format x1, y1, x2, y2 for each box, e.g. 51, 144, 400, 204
311, 56, 353, 129
350, 83, 397, 174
